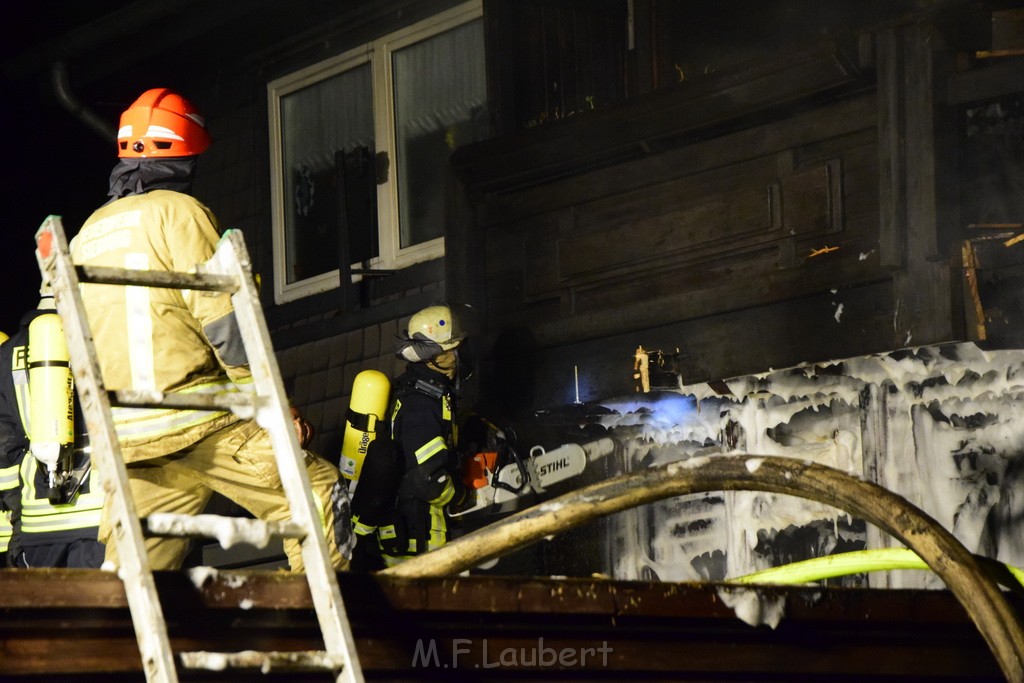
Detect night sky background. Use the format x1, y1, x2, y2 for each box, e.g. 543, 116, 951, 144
1, 2, 131, 335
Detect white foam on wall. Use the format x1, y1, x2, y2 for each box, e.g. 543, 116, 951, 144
594, 343, 1024, 589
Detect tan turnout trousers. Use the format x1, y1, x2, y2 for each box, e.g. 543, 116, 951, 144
100, 419, 346, 571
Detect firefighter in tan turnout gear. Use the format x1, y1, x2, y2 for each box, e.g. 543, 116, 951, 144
72, 88, 345, 571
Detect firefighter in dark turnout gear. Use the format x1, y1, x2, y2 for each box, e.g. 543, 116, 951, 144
0, 331, 12, 566
0, 509, 11, 566
0, 296, 103, 568
350, 305, 473, 569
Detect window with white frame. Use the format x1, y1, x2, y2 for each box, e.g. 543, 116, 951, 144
268, 1, 486, 304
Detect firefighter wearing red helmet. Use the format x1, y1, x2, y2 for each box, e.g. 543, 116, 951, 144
116, 88, 211, 158
71, 88, 346, 571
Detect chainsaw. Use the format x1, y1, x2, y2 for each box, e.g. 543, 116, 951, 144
453, 435, 615, 517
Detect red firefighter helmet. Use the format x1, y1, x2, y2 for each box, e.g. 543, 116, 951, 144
117, 88, 211, 158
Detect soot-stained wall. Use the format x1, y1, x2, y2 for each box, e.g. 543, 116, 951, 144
484, 343, 1024, 586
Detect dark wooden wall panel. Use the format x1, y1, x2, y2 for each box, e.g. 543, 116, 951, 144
496, 0, 627, 131
562, 162, 778, 282
481, 107, 876, 337
457, 39, 867, 197
834, 135, 881, 212
565, 234, 886, 327
526, 278, 897, 401
647, 0, 916, 95
522, 210, 567, 302
781, 162, 839, 235
571, 155, 777, 233
796, 125, 875, 167
483, 229, 526, 305
472, 93, 875, 230
456, 17, 991, 397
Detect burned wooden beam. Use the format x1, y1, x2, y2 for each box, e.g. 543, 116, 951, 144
960, 239, 989, 341
0, 569, 1015, 680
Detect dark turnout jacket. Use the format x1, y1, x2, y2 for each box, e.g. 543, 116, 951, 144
0, 308, 101, 559
350, 362, 468, 568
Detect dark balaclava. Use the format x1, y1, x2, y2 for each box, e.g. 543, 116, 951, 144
106, 156, 198, 202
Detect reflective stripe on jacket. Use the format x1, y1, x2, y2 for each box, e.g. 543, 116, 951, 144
0, 463, 17, 493
0, 509, 11, 553
18, 454, 102, 542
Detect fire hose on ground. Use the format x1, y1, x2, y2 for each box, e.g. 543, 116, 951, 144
380, 453, 1024, 681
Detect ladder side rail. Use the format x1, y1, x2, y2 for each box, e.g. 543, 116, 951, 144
35, 216, 179, 683
204, 230, 362, 683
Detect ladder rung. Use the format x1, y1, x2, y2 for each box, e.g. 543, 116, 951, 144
178, 650, 344, 673
111, 389, 256, 419
77, 264, 239, 293
145, 513, 307, 547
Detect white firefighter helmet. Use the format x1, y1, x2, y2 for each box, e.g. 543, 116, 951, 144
398, 304, 468, 363
409, 305, 464, 351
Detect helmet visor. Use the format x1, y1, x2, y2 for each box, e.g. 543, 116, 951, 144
443, 303, 479, 349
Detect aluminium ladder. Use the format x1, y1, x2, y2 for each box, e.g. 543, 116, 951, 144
34, 215, 362, 683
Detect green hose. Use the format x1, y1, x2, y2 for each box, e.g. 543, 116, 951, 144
730, 547, 1024, 593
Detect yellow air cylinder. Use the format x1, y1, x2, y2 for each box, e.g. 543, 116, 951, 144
340, 369, 390, 482
28, 313, 74, 473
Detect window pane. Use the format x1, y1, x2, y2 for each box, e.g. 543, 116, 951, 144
281, 65, 374, 285
392, 19, 487, 250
